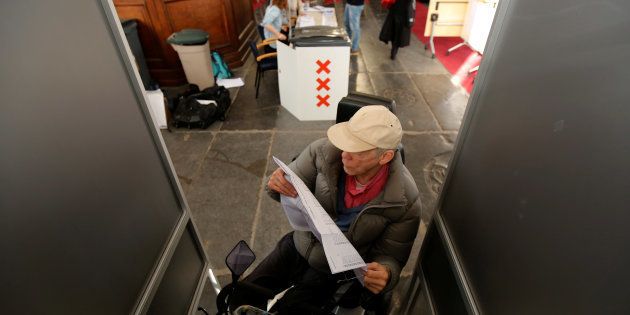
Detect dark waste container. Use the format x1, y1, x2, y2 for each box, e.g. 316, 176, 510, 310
121, 19, 157, 90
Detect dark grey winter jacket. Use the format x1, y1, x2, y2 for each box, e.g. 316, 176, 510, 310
266, 138, 421, 292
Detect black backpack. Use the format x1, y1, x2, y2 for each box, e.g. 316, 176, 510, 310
172, 85, 230, 129
164, 83, 199, 113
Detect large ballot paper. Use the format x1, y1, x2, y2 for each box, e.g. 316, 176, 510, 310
273, 157, 367, 276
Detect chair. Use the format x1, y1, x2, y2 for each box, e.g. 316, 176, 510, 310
257, 24, 266, 40
257, 23, 282, 54
336, 92, 397, 123
248, 40, 278, 98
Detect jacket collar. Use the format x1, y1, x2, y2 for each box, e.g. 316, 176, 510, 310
379, 154, 408, 205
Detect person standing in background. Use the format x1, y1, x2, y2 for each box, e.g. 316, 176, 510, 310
288, 0, 304, 19
379, 0, 415, 60
344, 0, 365, 54
262, 0, 290, 49
287, 0, 306, 28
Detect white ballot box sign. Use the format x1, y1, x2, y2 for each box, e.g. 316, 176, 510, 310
277, 41, 350, 121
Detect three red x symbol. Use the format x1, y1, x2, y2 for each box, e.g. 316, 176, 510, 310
316, 60, 331, 74
316, 78, 331, 91
316, 95, 330, 107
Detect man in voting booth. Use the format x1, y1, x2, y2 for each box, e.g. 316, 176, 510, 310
243, 106, 421, 313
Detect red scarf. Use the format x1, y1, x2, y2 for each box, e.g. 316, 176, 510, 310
344, 164, 390, 209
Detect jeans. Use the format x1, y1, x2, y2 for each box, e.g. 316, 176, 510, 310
344, 4, 364, 51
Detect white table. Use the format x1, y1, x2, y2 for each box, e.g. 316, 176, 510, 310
296, 6, 338, 28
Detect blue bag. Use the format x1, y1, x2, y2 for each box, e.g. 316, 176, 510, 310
212, 51, 232, 80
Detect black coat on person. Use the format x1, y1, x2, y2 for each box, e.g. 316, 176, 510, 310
379, 0, 414, 48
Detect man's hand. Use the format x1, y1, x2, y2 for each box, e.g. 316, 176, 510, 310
277, 33, 287, 41
363, 262, 390, 294
268, 168, 297, 197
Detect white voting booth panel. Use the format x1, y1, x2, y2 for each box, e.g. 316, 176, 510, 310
277, 41, 349, 121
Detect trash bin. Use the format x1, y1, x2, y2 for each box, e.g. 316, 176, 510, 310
121, 19, 157, 90
167, 29, 214, 90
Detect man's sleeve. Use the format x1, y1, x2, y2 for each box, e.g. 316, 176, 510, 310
264, 139, 321, 201
370, 194, 421, 293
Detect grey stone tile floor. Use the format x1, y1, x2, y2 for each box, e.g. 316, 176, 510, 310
162, 2, 469, 312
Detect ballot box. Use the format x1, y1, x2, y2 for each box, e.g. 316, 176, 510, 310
277, 26, 350, 121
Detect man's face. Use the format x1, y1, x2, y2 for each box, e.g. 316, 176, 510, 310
341, 149, 382, 176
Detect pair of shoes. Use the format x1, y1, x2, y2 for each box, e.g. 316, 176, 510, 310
351, 49, 361, 56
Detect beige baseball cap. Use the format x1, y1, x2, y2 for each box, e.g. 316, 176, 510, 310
327, 105, 402, 152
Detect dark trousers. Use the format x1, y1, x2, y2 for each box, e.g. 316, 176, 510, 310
240, 232, 387, 314
240, 233, 360, 314
244, 232, 313, 292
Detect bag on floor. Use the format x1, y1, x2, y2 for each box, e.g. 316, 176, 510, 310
163, 83, 200, 113
212, 51, 232, 80
171, 85, 230, 129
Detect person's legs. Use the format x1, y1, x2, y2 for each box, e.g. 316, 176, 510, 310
242, 234, 363, 312
230, 232, 310, 309
243, 232, 309, 292
347, 4, 364, 52
272, 267, 345, 314
390, 45, 399, 60
240, 232, 339, 312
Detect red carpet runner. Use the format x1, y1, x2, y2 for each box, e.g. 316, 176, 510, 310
412, 2, 481, 93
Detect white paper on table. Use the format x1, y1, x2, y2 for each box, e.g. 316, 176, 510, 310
297, 15, 316, 27
216, 77, 245, 88
321, 13, 337, 27
273, 156, 366, 275
313, 5, 334, 13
